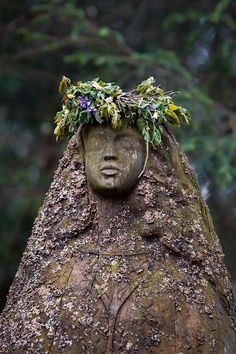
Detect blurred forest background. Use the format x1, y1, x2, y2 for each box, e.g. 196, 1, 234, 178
0, 0, 236, 309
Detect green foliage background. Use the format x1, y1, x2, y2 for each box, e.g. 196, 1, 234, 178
0, 0, 236, 308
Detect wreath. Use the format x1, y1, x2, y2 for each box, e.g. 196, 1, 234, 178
54, 76, 190, 147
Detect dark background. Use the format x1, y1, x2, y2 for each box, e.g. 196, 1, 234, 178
1, 0, 236, 309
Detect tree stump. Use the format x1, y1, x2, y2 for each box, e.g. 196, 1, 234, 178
0, 127, 235, 353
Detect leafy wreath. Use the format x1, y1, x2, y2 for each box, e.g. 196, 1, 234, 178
54, 76, 190, 147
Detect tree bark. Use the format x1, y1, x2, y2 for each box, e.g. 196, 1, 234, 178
0, 129, 235, 353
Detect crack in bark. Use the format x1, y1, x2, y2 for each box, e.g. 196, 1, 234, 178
105, 281, 141, 354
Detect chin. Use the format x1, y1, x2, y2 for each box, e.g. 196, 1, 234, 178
92, 181, 136, 198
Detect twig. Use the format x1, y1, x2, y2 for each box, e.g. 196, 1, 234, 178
138, 139, 149, 178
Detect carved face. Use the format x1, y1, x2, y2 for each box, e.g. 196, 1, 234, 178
82, 124, 146, 196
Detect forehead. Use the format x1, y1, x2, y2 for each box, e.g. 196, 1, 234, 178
83, 124, 143, 141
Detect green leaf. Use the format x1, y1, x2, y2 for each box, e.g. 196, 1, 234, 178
166, 110, 180, 126
79, 111, 92, 124
58, 76, 71, 94
137, 77, 155, 94
94, 111, 103, 124
137, 117, 146, 133
142, 126, 151, 143
151, 126, 162, 145
54, 76, 190, 146
111, 115, 122, 129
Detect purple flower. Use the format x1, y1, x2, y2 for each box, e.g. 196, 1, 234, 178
149, 104, 156, 112
78, 95, 91, 109
77, 95, 96, 114
88, 107, 97, 113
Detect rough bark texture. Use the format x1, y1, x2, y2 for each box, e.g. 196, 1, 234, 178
0, 129, 236, 353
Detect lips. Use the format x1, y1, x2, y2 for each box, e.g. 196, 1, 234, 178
100, 165, 120, 176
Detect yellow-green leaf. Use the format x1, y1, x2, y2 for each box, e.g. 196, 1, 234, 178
67, 93, 75, 99
59, 76, 71, 94
166, 110, 180, 126
169, 103, 179, 111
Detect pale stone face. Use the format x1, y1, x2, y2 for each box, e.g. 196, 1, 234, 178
82, 124, 146, 196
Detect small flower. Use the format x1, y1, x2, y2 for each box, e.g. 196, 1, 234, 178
55, 77, 190, 142
67, 93, 75, 99
149, 104, 157, 112
105, 97, 113, 103
88, 106, 97, 113
77, 96, 91, 109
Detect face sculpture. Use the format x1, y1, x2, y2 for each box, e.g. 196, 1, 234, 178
82, 124, 146, 196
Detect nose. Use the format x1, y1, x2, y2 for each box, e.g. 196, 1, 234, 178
103, 142, 117, 161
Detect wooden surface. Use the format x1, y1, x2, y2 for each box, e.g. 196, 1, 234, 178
0, 129, 235, 353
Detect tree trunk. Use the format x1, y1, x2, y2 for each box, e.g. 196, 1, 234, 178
0, 129, 235, 353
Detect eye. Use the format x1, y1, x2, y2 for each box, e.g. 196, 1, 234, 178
115, 135, 133, 150
85, 134, 106, 151
116, 132, 141, 144
115, 134, 128, 143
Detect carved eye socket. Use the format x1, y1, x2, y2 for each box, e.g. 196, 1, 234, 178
115, 134, 129, 144
86, 132, 107, 150
88, 136, 98, 147
115, 133, 143, 151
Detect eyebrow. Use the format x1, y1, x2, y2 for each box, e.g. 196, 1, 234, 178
89, 130, 106, 138
115, 132, 128, 138
117, 131, 143, 141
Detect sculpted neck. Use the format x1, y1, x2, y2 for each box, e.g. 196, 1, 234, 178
90, 190, 134, 224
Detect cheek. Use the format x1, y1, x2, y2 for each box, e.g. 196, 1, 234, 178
119, 147, 140, 161
123, 144, 144, 161
122, 156, 142, 177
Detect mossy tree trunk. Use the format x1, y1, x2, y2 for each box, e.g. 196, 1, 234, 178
0, 129, 235, 353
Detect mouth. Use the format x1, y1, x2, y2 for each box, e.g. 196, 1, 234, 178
100, 165, 120, 176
